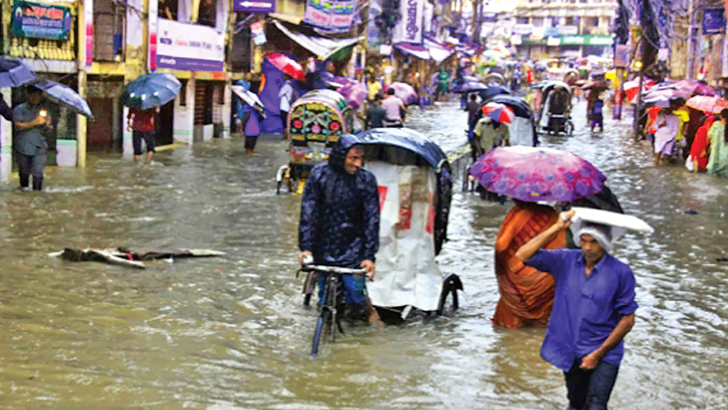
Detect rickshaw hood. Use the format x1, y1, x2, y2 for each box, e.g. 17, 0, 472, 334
328, 134, 360, 174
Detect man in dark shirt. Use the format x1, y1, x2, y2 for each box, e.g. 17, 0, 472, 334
13, 86, 51, 191
365, 93, 386, 129
127, 107, 159, 165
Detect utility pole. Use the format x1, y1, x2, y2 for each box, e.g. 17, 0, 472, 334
687, 0, 696, 79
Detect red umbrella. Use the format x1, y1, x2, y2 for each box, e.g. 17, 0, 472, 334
266, 54, 305, 81
624, 78, 655, 103
481, 102, 514, 124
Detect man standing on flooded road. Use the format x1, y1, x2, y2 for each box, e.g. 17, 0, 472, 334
13, 86, 51, 191
297, 134, 382, 326
515, 209, 638, 410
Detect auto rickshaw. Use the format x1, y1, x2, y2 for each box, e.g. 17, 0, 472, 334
276, 89, 355, 194
299, 129, 463, 323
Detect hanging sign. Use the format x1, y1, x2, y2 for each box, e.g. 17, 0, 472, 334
703, 8, 726, 34
11, 1, 72, 40
233, 0, 275, 13
148, 0, 158, 71
251, 20, 267, 45
84, 0, 93, 66
392, 0, 424, 44
304, 0, 357, 33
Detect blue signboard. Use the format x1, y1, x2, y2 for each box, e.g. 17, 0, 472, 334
703, 8, 726, 35
234, 0, 275, 13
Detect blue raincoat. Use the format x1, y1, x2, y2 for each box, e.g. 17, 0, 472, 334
298, 134, 380, 269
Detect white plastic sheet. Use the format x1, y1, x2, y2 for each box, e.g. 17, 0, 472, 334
365, 162, 443, 311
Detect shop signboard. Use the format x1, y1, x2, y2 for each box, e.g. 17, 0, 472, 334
304, 0, 357, 33
84, 0, 93, 67
11, 0, 72, 41
512, 24, 533, 35
703, 8, 726, 34
367, 0, 381, 46
558, 26, 578, 35
156, 19, 225, 71
233, 0, 275, 13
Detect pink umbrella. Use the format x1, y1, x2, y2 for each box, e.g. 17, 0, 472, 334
338, 82, 368, 109
388, 82, 417, 105
686, 95, 728, 114
674, 79, 716, 97
469, 146, 606, 202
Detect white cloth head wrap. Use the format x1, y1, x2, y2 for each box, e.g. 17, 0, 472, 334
575, 222, 613, 253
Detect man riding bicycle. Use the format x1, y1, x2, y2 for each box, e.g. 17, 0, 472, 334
297, 134, 382, 325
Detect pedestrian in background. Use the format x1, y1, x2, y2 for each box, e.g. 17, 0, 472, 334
382, 88, 405, 128
365, 93, 386, 129
279, 74, 293, 140
653, 107, 679, 166
241, 101, 262, 155
706, 108, 728, 177
127, 106, 158, 165
13, 85, 50, 191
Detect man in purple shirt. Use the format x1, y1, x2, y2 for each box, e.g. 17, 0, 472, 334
516, 209, 638, 410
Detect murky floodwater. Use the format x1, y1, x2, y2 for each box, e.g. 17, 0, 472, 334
1, 99, 727, 409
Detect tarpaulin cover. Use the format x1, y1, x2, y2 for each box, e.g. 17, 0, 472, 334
273, 19, 362, 60
394, 43, 431, 60
424, 38, 453, 64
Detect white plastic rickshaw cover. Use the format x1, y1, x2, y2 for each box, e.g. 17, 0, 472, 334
365, 162, 444, 312
511, 116, 535, 147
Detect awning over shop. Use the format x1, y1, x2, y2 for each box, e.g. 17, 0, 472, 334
273, 20, 362, 60
424, 38, 453, 64
394, 43, 431, 60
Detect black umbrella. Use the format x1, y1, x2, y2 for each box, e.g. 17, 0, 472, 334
0, 56, 35, 88
485, 95, 532, 118
480, 84, 511, 102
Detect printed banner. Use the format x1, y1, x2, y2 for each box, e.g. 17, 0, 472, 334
11, 1, 72, 40
423, 2, 433, 35
367, 0, 381, 46
84, 0, 93, 66
393, 0, 424, 43
304, 0, 357, 33
233, 0, 275, 13
157, 18, 225, 71
148, 0, 158, 71
703, 8, 726, 34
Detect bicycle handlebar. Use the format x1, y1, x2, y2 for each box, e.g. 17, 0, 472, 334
302, 265, 367, 275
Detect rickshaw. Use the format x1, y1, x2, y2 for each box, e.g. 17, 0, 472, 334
486, 94, 538, 147
299, 129, 463, 327
538, 81, 574, 135
276, 89, 354, 194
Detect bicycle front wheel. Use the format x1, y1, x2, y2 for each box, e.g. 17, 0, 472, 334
311, 308, 331, 358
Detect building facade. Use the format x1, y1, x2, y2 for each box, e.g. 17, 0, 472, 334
0, 0, 234, 182
509, 0, 617, 59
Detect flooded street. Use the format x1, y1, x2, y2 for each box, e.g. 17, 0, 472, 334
1, 100, 727, 409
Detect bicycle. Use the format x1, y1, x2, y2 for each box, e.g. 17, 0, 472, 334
297, 263, 368, 358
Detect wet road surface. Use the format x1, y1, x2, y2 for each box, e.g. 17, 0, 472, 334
0, 100, 727, 409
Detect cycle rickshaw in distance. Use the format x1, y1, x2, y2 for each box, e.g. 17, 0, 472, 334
276, 89, 354, 194
300, 129, 463, 328
538, 80, 574, 136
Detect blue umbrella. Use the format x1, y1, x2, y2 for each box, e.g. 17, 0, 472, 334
0, 56, 36, 87
32, 80, 93, 119
121, 73, 181, 110
452, 80, 489, 93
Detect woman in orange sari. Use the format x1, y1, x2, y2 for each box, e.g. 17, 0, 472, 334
493, 201, 566, 328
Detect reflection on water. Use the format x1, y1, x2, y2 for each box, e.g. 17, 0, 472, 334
0, 101, 727, 409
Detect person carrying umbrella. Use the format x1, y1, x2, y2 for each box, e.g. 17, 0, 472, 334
127, 106, 159, 165
13, 85, 51, 191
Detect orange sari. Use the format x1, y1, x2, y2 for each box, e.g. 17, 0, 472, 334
493, 204, 566, 328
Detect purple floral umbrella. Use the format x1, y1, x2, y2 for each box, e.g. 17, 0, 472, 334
469, 146, 606, 202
